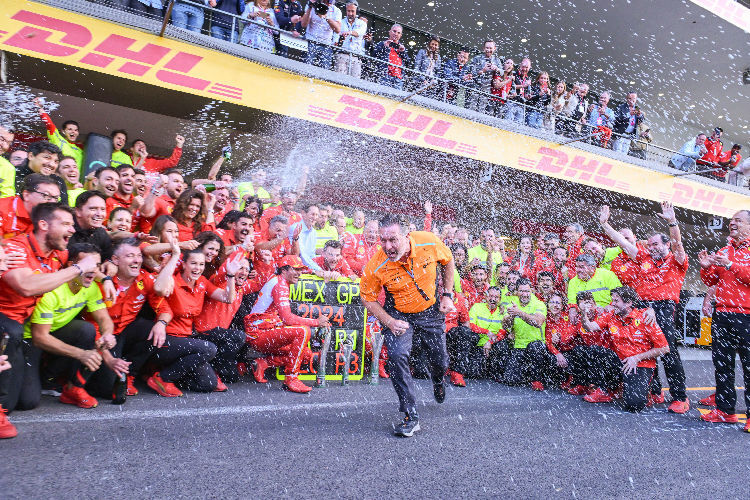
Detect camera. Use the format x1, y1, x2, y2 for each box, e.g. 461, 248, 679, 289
311, 0, 329, 16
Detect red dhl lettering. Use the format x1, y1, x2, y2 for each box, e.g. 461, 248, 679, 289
1, 10, 241, 98
672, 182, 731, 216
530, 147, 627, 190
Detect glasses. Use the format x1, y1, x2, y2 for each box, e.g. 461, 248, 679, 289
33, 190, 61, 202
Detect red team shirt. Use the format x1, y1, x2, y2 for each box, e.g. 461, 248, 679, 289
0, 196, 33, 239
544, 313, 582, 355
634, 248, 688, 302
164, 274, 220, 337
97, 270, 172, 335
594, 308, 668, 369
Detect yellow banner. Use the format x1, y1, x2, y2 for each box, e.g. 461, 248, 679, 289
1, 1, 747, 217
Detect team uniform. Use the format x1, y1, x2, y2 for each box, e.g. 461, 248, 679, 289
0, 196, 33, 239
567, 267, 622, 306
493, 295, 548, 385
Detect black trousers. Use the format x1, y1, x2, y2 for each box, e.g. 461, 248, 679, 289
538, 346, 587, 386
153, 335, 217, 392
195, 327, 246, 383
87, 318, 156, 398
383, 303, 448, 413
586, 345, 654, 412
711, 311, 750, 414
491, 340, 548, 385
647, 300, 687, 400
42, 320, 97, 389
0, 313, 26, 411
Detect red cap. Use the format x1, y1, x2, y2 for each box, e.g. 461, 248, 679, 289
278, 255, 305, 269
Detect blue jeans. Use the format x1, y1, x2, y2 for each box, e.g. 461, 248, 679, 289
526, 110, 544, 128
379, 74, 405, 90
505, 102, 525, 124
210, 24, 236, 43
172, 3, 204, 33
305, 43, 333, 69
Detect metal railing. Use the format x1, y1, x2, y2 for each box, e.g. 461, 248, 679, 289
53, 0, 749, 189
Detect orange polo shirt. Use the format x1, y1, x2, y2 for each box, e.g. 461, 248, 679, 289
0, 196, 33, 239
594, 308, 668, 369
360, 231, 453, 314
165, 273, 219, 337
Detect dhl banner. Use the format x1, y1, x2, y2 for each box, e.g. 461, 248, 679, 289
2, 1, 748, 218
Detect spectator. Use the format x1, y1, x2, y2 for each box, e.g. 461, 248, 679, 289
525, 72, 551, 129
587, 91, 615, 148
697, 127, 724, 170
301, 0, 342, 69
110, 130, 132, 168
441, 48, 471, 107
240, 0, 278, 52
70, 191, 114, 260
0, 174, 61, 238
115, 0, 165, 17
372, 24, 410, 90
9, 149, 28, 167
712, 144, 742, 183
412, 36, 441, 95
273, 0, 303, 55
335, 1, 367, 78
131, 135, 184, 173
669, 133, 707, 172
628, 121, 652, 160
545, 80, 566, 132
58, 157, 85, 207
505, 57, 532, 124
0, 125, 16, 198
489, 58, 514, 117
33, 98, 83, 171
245, 255, 330, 393
612, 92, 644, 154
211, 0, 243, 42
0, 203, 99, 414
172, 0, 210, 33
560, 83, 590, 137
25, 243, 114, 409
466, 40, 501, 114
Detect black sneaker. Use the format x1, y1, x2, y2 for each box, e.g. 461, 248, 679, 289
434, 379, 446, 404
394, 411, 420, 437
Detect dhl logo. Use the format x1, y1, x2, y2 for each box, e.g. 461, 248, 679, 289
0, 10, 242, 100
519, 147, 734, 217
307, 95, 478, 157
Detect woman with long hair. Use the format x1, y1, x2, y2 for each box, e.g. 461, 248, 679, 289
511, 235, 536, 279
545, 80, 567, 132
142, 214, 199, 272
240, 0, 277, 52
171, 189, 216, 242
195, 231, 226, 278
526, 71, 551, 129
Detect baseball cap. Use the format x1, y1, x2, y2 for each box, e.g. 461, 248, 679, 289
278, 255, 305, 269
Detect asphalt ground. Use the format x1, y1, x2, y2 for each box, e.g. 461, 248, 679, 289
2, 347, 748, 499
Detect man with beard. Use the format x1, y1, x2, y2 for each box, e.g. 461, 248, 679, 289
467, 286, 507, 378
311, 240, 357, 280
105, 165, 137, 215
258, 187, 302, 237
218, 212, 255, 256
91, 167, 120, 201
139, 169, 185, 233
110, 130, 132, 169
360, 215, 455, 437
462, 263, 490, 309
0, 174, 61, 238
350, 219, 381, 276
70, 191, 113, 260
0, 204, 99, 414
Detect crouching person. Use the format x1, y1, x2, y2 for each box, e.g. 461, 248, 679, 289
580, 286, 669, 412
27, 243, 117, 409
244, 255, 331, 393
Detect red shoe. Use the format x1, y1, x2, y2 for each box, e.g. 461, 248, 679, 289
284, 376, 312, 393
531, 381, 545, 391
252, 358, 269, 383
237, 362, 248, 378
60, 385, 98, 409
147, 372, 183, 397
699, 393, 716, 406
214, 376, 227, 392
583, 388, 613, 403
668, 399, 690, 414
648, 392, 665, 405
126, 375, 138, 396
0, 405, 18, 439
378, 359, 389, 379
560, 376, 573, 391
567, 385, 587, 396
701, 408, 738, 423
744, 421, 750, 433
449, 370, 466, 387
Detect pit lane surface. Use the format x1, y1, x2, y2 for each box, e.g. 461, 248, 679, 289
3, 348, 747, 499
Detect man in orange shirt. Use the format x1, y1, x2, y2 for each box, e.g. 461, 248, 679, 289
0, 174, 62, 239
600, 202, 689, 413
580, 286, 670, 412
360, 215, 456, 437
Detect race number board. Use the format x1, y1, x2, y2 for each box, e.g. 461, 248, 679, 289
275, 275, 367, 381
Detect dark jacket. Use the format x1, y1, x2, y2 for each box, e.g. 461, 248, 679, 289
613, 103, 645, 135
371, 40, 411, 79
526, 84, 551, 111
15, 160, 69, 206
70, 222, 113, 260
212, 0, 244, 27
274, 0, 303, 32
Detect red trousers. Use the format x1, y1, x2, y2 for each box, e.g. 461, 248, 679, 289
247, 325, 311, 376
594, 126, 612, 148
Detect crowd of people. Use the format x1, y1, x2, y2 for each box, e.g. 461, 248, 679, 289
98, 0, 750, 180
0, 99, 748, 439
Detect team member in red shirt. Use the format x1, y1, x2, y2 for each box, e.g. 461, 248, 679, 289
170, 189, 217, 242
194, 256, 251, 386
712, 144, 742, 182
563, 222, 585, 273
600, 203, 689, 413
0, 203, 99, 413
580, 286, 669, 412
149, 248, 242, 396
85, 237, 174, 400
104, 165, 137, 218
131, 135, 184, 173
217, 212, 254, 255
608, 227, 640, 287
349, 220, 381, 276
311, 240, 357, 280
698, 210, 750, 431
244, 255, 330, 393
138, 169, 185, 233
255, 214, 299, 264
461, 263, 489, 308
510, 235, 535, 279
541, 292, 585, 390
258, 187, 302, 237
335, 215, 359, 270
567, 291, 612, 396
0, 174, 61, 239
697, 127, 723, 169
444, 292, 471, 387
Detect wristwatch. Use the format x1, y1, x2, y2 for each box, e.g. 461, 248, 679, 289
442, 292, 454, 300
